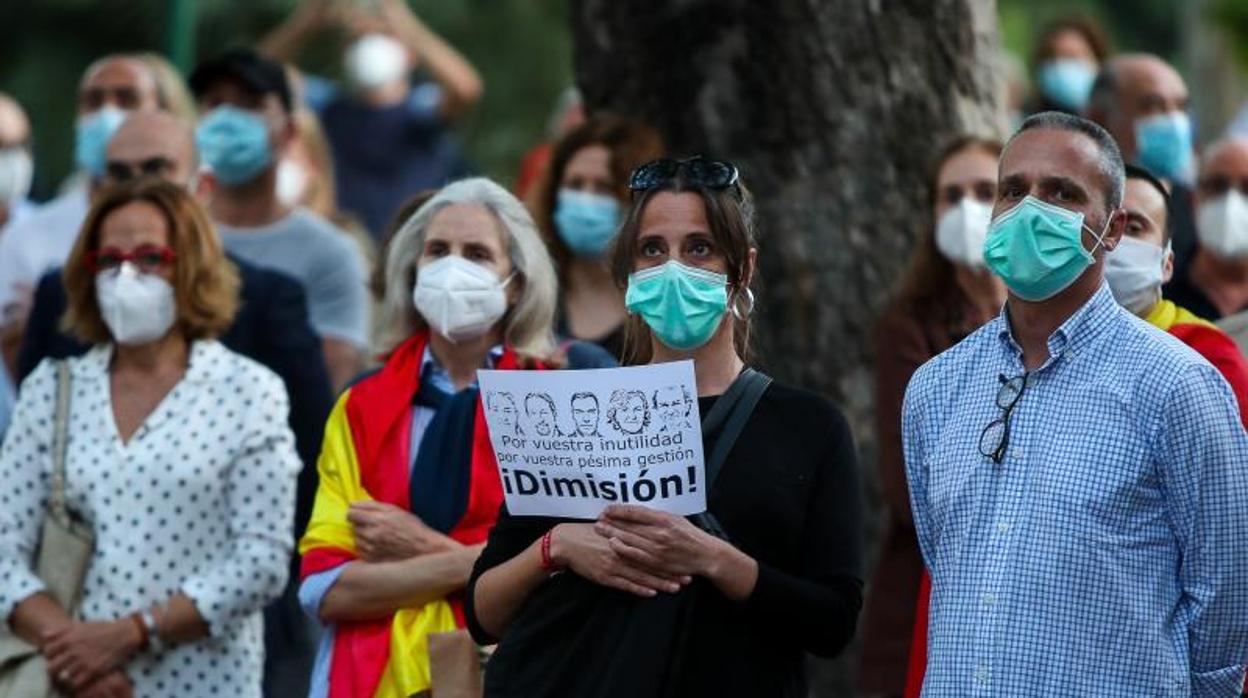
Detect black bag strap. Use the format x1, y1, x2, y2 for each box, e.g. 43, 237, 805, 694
702, 368, 772, 489
690, 368, 772, 540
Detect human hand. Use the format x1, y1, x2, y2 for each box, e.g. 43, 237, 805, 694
0, 282, 34, 329
43, 619, 141, 693
348, 500, 461, 562
75, 669, 134, 698
377, 0, 418, 25
549, 523, 690, 598
594, 505, 723, 579
293, 0, 348, 29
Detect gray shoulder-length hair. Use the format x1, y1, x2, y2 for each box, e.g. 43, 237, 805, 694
378, 177, 558, 358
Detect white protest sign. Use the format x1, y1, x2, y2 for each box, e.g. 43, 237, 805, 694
478, 360, 706, 519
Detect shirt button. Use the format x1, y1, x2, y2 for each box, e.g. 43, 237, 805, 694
1011, 448, 1024, 461
975, 667, 990, 684
997, 522, 1011, 534
981, 592, 997, 607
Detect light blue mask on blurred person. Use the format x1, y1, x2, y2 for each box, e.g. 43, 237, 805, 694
554, 189, 621, 258
195, 106, 273, 186
625, 260, 729, 351
1134, 112, 1193, 182
74, 106, 128, 177
983, 195, 1110, 301
1036, 59, 1097, 112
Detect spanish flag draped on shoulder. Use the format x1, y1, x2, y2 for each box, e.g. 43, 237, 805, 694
1146, 299, 1248, 425
299, 330, 542, 698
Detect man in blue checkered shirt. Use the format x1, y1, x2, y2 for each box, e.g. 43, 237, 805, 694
904, 112, 1248, 696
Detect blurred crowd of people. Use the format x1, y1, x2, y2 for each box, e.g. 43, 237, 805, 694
0, 3, 1245, 698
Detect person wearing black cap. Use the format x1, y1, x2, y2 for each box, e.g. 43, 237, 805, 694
190, 48, 369, 394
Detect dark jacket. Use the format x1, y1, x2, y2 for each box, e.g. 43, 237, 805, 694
16, 257, 333, 538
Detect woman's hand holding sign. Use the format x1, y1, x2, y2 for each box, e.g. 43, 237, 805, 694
551, 523, 691, 597
595, 505, 759, 602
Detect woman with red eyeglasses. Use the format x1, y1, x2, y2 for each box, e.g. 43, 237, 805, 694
0, 178, 299, 697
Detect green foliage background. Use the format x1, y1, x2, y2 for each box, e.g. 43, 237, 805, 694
3, 0, 1245, 203
0, 0, 573, 201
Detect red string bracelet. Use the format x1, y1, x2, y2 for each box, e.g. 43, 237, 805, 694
540, 528, 562, 573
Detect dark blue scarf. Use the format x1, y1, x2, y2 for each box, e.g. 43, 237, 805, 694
409, 376, 479, 534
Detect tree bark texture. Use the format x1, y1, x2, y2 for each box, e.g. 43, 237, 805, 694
572, 1, 1003, 695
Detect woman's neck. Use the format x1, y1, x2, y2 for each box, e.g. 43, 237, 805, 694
111, 332, 189, 375
566, 257, 617, 294
650, 319, 743, 397
953, 264, 1006, 326
428, 329, 502, 391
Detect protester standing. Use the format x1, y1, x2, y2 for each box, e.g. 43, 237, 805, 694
297, 178, 598, 698
904, 112, 1248, 695
261, 0, 482, 240
0, 55, 165, 402
1026, 16, 1109, 116
0, 179, 299, 696
1164, 137, 1248, 321
530, 115, 664, 359
1088, 53, 1199, 270
1104, 164, 1248, 421
11, 109, 333, 697
189, 49, 370, 392
467, 157, 863, 697
857, 135, 1004, 698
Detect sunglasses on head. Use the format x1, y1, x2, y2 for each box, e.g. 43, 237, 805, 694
628, 156, 741, 199
85, 245, 177, 275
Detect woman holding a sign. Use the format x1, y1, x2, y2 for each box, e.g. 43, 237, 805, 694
296, 178, 605, 698
467, 158, 864, 697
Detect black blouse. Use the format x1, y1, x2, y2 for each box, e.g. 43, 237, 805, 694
465, 381, 863, 698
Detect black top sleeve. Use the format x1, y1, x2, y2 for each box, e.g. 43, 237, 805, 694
464, 507, 559, 645
743, 404, 863, 657
250, 269, 334, 538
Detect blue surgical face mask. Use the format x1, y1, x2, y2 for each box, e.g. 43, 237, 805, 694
625, 260, 729, 351
195, 105, 273, 186
1036, 59, 1097, 112
554, 189, 621, 258
983, 195, 1111, 301
1134, 112, 1193, 182
75, 106, 128, 177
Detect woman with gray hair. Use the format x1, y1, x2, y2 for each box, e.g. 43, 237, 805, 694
295, 177, 608, 698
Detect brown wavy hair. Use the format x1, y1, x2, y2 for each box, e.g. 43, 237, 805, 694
63, 178, 240, 344
610, 166, 757, 366
1031, 15, 1111, 71
890, 136, 1003, 326
531, 114, 664, 284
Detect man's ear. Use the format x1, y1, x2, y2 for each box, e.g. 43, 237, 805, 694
1161, 245, 1175, 285
1101, 207, 1127, 253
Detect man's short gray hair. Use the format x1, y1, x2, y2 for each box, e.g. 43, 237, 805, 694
1008, 111, 1125, 213
378, 177, 558, 357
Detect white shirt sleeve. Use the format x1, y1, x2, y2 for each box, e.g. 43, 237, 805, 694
179, 368, 301, 637
0, 360, 57, 621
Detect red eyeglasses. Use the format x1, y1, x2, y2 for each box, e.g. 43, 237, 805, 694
85, 245, 177, 274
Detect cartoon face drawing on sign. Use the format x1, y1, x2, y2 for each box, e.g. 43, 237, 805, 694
607, 389, 650, 435
570, 392, 601, 437
487, 391, 522, 435
653, 385, 693, 432
524, 392, 560, 437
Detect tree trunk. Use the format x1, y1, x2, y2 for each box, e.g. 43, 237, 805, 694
572, 1, 1003, 695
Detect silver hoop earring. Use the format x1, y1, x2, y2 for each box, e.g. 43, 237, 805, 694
731, 288, 756, 320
